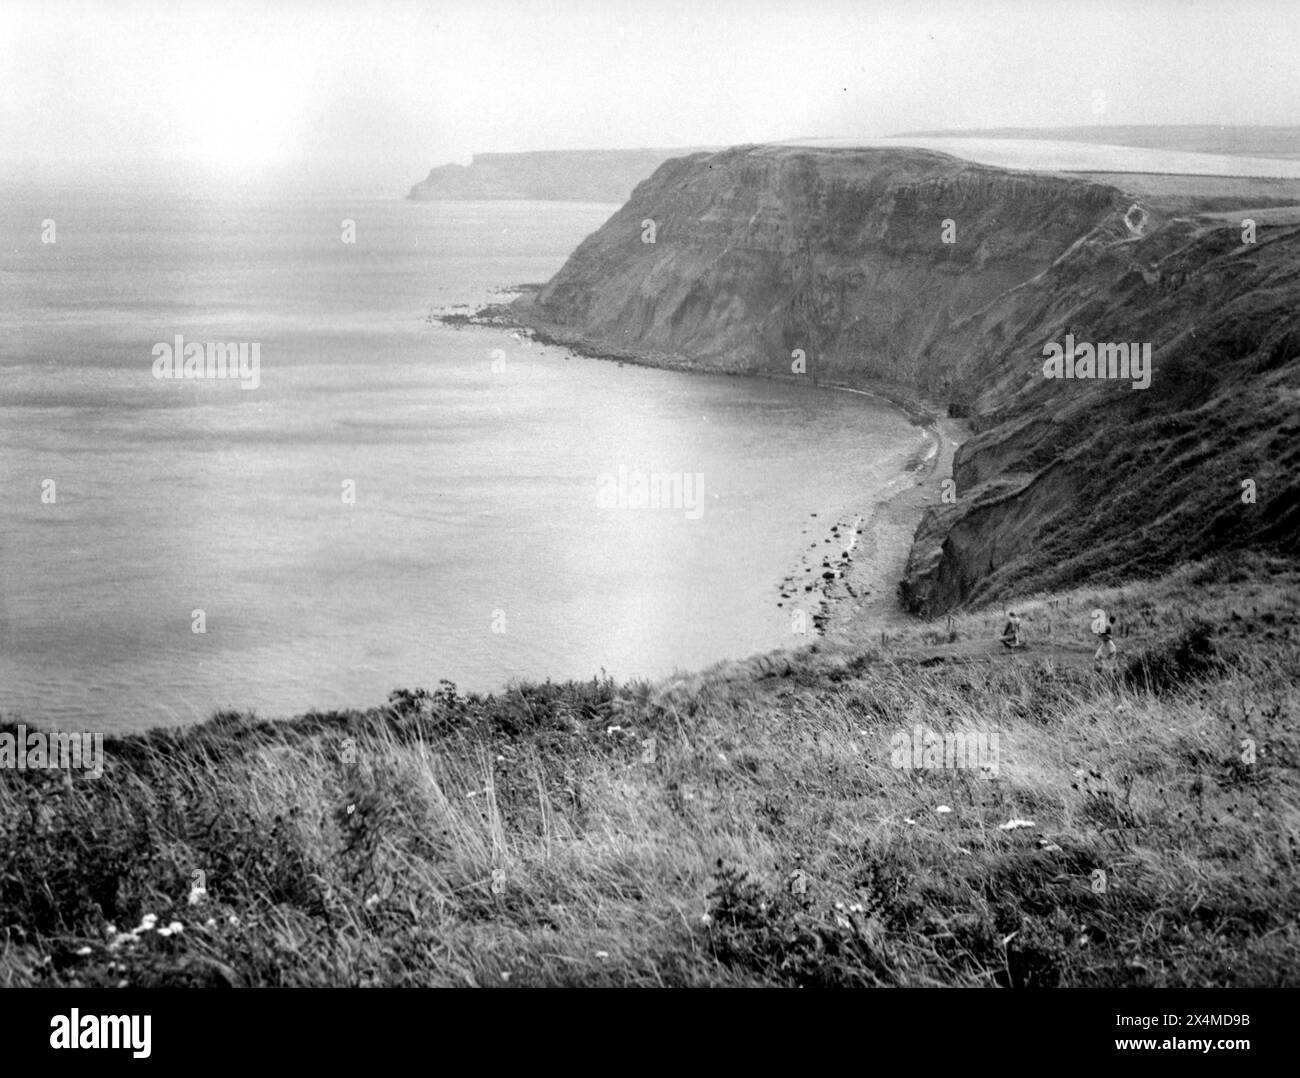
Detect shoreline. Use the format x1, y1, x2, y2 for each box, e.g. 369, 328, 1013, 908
433, 291, 968, 639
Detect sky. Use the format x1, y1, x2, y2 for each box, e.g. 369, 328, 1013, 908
2, 0, 1299, 193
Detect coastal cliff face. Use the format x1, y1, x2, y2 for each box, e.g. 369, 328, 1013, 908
407, 149, 701, 202
529, 146, 1123, 391
519, 144, 1300, 614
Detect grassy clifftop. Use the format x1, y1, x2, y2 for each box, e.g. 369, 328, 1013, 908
4, 551, 1297, 987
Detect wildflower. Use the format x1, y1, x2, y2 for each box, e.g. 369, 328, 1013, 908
999, 818, 1035, 831
700, 914, 712, 925
848, 903, 865, 914
365, 894, 381, 910
137, 914, 157, 932
228, 915, 240, 926
188, 884, 207, 905
500, 971, 511, 982
595, 950, 609, 959
605, 725, 622, 735
204, 918, 216, 928
935, 805, 952, 814
76, 946, 92, 956
904, 817, 916, 825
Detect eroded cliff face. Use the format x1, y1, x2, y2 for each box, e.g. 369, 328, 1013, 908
902, 207, 1300, 613
530, 146, 1123, 390
518, 144, 1300, 614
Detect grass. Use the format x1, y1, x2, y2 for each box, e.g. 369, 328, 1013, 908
1, 551, 1297, 987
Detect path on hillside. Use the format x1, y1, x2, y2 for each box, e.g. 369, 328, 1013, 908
893, 636, 1119, 671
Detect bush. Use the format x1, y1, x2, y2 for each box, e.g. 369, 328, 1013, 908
1124, 620, 1220, 693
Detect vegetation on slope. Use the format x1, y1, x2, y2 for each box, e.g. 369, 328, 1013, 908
3, 552, 1296, 987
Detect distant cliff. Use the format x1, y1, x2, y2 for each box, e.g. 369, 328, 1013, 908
515, 144, 1300, 614
407, 149, 706, 202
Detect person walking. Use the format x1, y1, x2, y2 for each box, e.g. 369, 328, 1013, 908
1001, 610, 1022, 649
1094, 614, 1117, 664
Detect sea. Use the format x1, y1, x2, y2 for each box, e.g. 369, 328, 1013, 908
0, 180, 924, 730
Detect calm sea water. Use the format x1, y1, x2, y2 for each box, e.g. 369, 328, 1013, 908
0, 182, 922, 730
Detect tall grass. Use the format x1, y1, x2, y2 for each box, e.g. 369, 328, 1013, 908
2, 554, 1297, 986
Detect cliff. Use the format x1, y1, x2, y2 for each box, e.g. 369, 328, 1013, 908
516, 144, 1300, 614
407, 149, 705, 202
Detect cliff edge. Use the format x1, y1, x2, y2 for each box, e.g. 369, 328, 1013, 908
515, 144, 1300, 614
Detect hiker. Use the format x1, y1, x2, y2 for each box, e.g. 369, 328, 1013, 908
1094, 614, 1118, 663
1000, 610, 1022, 649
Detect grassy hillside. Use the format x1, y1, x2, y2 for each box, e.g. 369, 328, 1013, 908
3, 551, 1296, 987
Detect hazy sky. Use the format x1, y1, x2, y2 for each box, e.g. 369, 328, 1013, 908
3, 0, 1298, 191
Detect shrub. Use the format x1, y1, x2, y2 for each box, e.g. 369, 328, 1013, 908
1124, 620, 1220, 693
